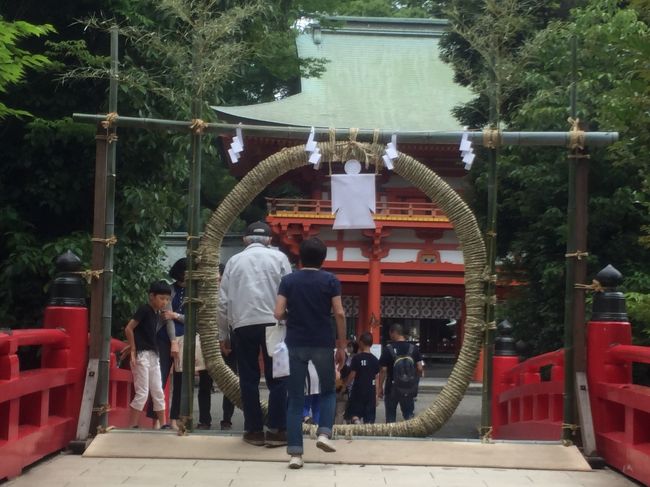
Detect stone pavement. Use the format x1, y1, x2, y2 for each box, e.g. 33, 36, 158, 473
5, 452, 640, 487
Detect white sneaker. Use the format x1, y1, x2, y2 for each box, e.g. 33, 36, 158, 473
288, 455, 304, 469
316, 434, 336, 453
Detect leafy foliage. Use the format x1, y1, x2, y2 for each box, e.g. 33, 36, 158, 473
444, 0, 650, 351
0, 17, 54, 118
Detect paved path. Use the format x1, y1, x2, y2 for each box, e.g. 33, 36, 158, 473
2, 374, 641, 486
5, 452, 640, 487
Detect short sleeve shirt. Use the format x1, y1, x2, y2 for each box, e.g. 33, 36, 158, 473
132, 304, 160, 353
278, 269, 341, 348
379, 341, 422, 395
349, 352, 380, 400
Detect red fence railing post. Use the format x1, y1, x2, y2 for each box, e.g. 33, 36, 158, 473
42, 251, 89, 438
586, 265, 631, 438
492, 319, 519, 437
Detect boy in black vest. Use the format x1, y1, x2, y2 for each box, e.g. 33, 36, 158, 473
377, 323, 423, 423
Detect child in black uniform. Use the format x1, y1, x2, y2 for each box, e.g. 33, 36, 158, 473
345, 332, 380, 424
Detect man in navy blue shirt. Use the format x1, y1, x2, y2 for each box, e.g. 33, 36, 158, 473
274, 237, 346, 469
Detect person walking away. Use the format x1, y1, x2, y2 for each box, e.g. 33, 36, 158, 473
274, 237, 347, 469
377, 323, 424, 423
218, 221, 292, 446
346, 332, 380, 424
124, 281, 173, 429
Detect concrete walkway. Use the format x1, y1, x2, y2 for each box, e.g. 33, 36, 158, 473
5, 451, 640, 487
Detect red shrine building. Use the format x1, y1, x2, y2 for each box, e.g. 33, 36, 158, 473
214, 17, 472, 358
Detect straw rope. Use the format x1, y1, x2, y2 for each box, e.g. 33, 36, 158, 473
196, 142, 486, 437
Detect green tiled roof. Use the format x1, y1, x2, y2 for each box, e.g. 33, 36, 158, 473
212, 17, 471, 132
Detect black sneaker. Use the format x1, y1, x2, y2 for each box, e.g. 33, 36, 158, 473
160, 424, 172, 430
243, 431, 265, 446
196, 423, 211, 430
220, 420, 233, 430
265, 430, 287, 448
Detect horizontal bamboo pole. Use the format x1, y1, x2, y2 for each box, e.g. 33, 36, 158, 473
73, 113, 619, 147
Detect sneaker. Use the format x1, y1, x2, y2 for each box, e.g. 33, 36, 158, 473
265, 430, 287, 448
243, 431, 265, 446
160, 424, 172, 430
288, 455, 304, 469
220, 420, 232, 431
316, 434, 336, 453
196, 423, 211, 430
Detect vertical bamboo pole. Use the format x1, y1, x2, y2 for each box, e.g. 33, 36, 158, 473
480, 54, 499, 440
94, 26, 119, 430
563, 34, 587, 444
180, 50, 202, 432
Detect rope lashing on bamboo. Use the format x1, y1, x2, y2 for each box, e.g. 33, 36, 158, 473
101, 112, 119, 129
92, 404, 111, 415
565, 250, 589, 260
575, 279, 604, 293
561, 423, 580, 445
483, 128, 501, 149
190, 118, 209, 135
567, 118, 585, 150
196, 143, 486, 438
479, 426, 493, 442
91, 236, 118, 247
73, 269, 104, 283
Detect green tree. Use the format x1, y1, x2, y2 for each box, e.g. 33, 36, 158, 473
461, 1, 650, 352
0, 0, 328, 331
0, 17, 54, 118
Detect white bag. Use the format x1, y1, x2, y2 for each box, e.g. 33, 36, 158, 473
272, 342, 290, 378
265, 323, 286, 357
174, 334, 205, 372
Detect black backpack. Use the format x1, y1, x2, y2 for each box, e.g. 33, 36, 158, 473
388, 343, 419, 398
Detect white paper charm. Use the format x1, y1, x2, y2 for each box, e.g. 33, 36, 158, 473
331, 160, 376, 229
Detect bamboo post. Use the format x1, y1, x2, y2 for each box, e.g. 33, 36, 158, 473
90, 26, 119, 432
563, 34, 589, 445
180, 54, 203, 433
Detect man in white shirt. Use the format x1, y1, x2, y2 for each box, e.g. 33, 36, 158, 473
218, 221, 292, 447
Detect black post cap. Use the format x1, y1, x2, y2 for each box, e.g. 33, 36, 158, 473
48, 251, 87, 307
591, 265, 627, 322
495, 319, 518, 356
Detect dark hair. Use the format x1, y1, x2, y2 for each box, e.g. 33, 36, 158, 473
218, 263, 225, 276
359, 332, 373, 347
169, 258, 187, 282
299, 237, 327, 268
149, 280, 172, 296
389, 323, 405, 337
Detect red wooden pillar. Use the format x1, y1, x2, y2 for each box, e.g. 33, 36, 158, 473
367, 257, 381, 343
362, 226, 389, 344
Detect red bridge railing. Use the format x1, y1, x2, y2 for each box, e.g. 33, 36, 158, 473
0, 306, 87, 480
588, 321, 650, 485
492, 349, 564, 440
